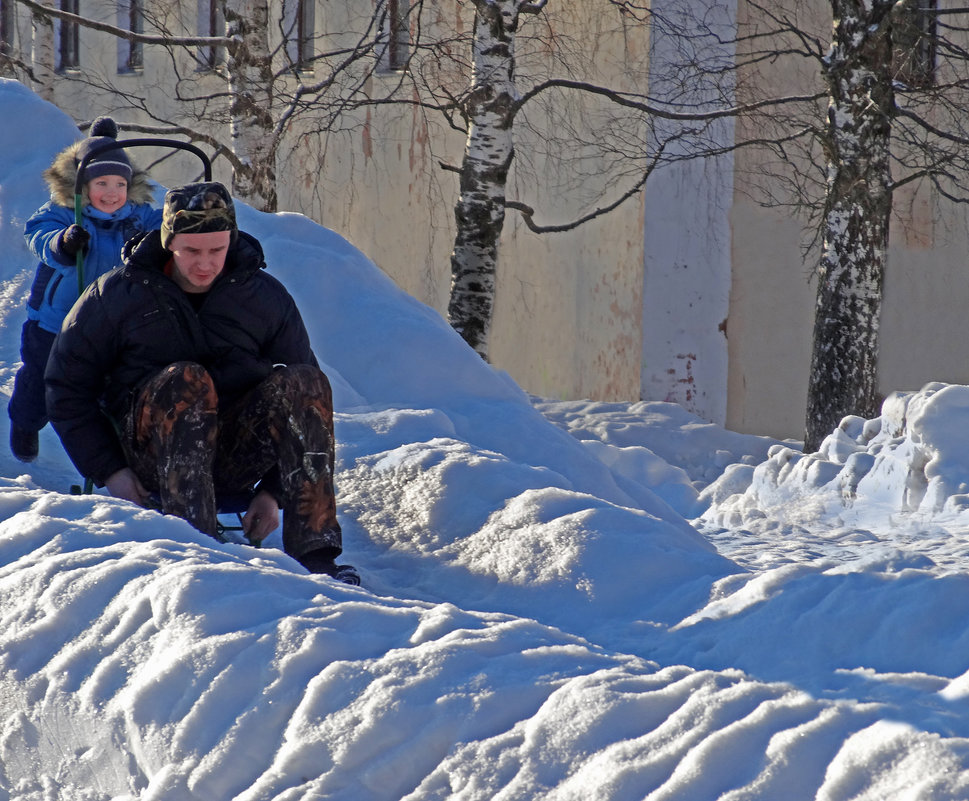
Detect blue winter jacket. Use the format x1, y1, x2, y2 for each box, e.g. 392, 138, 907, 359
24, 200, 162, 334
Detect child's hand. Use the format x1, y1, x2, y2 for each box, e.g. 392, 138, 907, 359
57, 224, 91, 257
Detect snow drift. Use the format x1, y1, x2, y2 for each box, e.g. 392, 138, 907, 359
3, 77, 969, 799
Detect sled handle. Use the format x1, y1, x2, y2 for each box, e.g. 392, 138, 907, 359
74, 138, 214, 294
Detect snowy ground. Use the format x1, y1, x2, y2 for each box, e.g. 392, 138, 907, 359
2, 78, 969, 799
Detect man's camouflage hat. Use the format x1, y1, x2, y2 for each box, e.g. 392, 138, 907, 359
161, 181, 237, 249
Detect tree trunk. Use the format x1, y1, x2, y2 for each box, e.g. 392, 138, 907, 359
222, 0, 278, 212
447, 0, 529, 360
804, 0, 896, 452
30, 0, 55, 101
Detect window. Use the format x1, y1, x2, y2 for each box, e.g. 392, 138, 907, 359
1, 0, 15, 64
893, 0, 937, 88
284, 0, 314, 72
197, 0, 223, 70
379, 0, 409, 72
57, 0, 79, 72
118, 0, 143, 73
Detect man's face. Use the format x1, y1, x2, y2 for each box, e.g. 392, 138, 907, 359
167, 230, 232, 293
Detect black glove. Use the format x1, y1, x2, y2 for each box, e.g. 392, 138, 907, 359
56, 224, 91, 258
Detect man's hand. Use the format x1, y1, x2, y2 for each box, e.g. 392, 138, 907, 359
105, 467, 150, 507
242, 490, 280, 543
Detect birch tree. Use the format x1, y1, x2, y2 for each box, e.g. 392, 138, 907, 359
724, 1, 969, 450
441, 1, 819, 360
804, 0, 896, 450
447, 0, 546, 358
800, 0, 969, 449
26, 0, 55, 101
223, 0, 276, 210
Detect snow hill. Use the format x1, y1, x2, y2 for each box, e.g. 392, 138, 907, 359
3, 77, 969, 799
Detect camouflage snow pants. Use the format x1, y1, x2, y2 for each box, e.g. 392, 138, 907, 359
121, 361, 342, 560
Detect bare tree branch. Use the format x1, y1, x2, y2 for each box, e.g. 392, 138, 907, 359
517, 78, 826, 122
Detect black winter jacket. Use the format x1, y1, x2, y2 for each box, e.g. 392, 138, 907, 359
45, 229, 319, 485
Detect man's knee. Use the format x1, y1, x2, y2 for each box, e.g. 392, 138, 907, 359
139, 362, 218, 432
262, 364, 332, 404
161, 361, 215, 390
150, 362, 218, 409
128, 363, 219, 474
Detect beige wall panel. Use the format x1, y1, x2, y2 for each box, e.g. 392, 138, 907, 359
726, 200, 814, 439
880, 183, 969, 398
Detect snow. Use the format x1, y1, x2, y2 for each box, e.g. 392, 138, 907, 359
2, 77, 969, 799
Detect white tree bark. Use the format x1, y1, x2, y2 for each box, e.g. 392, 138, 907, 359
447, 0, 546, 359
805, 0, 898, 450
30, 0, 55, 101
223, 0, 278, 211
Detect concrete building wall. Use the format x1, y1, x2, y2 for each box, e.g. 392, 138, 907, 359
6, 0, 647, 406
8, 1, 968, 441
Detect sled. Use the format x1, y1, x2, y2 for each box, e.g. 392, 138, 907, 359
69, 482, 262, 546
74, 137, 213, 294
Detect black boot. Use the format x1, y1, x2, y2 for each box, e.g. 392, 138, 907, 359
298, 548, 361, 586
10, 425, 38, 463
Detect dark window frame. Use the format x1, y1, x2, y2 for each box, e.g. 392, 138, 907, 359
58, 0, 80, 72
119, 0, 143, 73
1, 0, 16, 63
381, 0, 409, 72
198, 0, 223, 71
893, 0, 937, 89
290, 0, 314, 72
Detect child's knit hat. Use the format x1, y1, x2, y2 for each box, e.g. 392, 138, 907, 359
75, 116, 133, 184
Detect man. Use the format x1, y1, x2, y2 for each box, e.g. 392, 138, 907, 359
45, 182, 359, 585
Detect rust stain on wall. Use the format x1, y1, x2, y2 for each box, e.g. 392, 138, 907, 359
362, 109, 373, 159
666, 353, 698, 404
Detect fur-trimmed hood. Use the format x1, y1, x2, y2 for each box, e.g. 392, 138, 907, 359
43, 140, 155, 208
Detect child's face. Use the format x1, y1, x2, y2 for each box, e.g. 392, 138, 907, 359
87, 175, 128, 214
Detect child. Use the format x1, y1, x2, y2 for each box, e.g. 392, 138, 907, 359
8, 116, 162, 462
